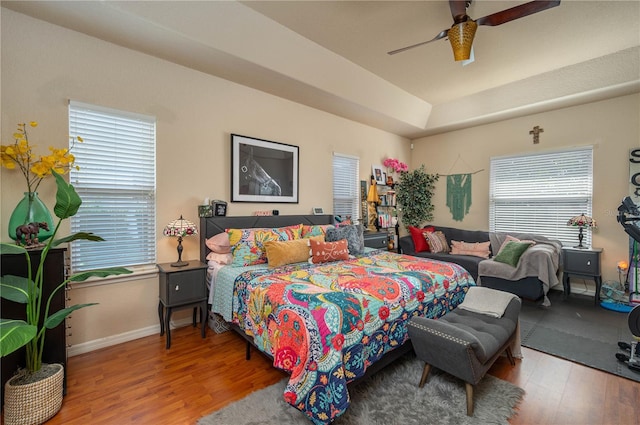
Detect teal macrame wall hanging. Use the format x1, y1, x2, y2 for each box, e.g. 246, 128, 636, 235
441, 155, 484, 222
446, 174, 472, 221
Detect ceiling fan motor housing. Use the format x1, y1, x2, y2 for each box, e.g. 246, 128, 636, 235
449, 19, 477, 61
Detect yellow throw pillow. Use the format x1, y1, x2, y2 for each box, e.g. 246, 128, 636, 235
265, 236, 323, 267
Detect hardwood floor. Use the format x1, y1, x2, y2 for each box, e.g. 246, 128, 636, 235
16, 325, 640, 425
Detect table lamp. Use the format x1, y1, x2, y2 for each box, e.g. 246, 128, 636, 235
567, 213, 596, 249
163, 215, 198, 267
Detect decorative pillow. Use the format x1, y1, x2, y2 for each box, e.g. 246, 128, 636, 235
497, 234, 535, 254
206, 252, 233, 264
265, 237, 323, 267
408, 225, 434, 252
227, 224, 303, 266
206, 232, 231, 254
309, 239, 350, 264
301, 224, 335, 238
325, 224, 365, 255
493, 240, 533, 267
423, 231, 449, 253
450, 240, 491, 258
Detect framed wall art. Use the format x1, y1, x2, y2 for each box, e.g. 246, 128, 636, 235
231, 134, 299, 203
372, 164, 385, 185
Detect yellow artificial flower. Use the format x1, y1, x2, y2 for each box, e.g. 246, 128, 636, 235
1, 121, 81, 193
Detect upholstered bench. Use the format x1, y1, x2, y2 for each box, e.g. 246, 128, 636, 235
407, 286, 521, 416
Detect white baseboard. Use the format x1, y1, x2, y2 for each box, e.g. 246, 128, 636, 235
67, 317, 195, 357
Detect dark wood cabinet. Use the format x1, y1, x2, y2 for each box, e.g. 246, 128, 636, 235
157, 261, 208, 349
1, 247, 68, 404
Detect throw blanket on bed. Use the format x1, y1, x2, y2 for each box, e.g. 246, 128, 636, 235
232, 251, 475, 425
479, 232, 562, 306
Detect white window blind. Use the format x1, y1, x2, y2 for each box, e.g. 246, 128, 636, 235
489, 147, 593, 247
333, 153, 359, 221
69, 101, 156, 272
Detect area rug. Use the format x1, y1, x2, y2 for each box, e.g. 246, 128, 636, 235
198, 354, 524, 425
520, 289, 639, 382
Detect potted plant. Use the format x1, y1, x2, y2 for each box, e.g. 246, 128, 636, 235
0, 170, 131, 424
395, 165, 439, 229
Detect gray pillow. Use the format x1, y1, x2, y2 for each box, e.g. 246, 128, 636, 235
325, 224, 365, 255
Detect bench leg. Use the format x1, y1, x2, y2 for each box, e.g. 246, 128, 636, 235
465, 382, 474, 416
419, 363, 432, 388
505, 346, 516, 366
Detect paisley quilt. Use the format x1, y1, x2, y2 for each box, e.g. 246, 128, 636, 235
231, 251, 475, 424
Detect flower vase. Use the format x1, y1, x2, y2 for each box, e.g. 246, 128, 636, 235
8, 192, 54, 245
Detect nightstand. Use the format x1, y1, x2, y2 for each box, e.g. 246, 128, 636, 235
562, 247, 603, 306
157, 260, 208, 349
364, 231, 388, 250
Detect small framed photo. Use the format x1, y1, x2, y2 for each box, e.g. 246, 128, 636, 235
312, 207, 324, 215
198, 205, 213, 218
372, 164, 385, 185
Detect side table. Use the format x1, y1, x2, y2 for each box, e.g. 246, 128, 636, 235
363, 231, 388, 250
157, 260, 208, 349
562, 247, 603, 306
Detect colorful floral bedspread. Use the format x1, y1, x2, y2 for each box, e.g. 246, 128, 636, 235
232, 251, 475, 424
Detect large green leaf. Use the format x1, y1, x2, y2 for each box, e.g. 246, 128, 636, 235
69, 267, 132, 282
44, 303, 98, 329
52, 232, 105, 248
0, 243, 27, 255
0, 275, 36, 304
52, 170, 82, 219
0, 319, 37, 357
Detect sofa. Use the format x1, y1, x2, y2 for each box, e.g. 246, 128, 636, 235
399, 225, 563, 305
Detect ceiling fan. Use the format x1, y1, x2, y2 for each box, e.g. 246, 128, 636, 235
388, 0, 561, 62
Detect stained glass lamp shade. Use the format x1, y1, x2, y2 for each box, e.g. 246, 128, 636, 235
163, 215, 198, 267
567, 214, 596, 249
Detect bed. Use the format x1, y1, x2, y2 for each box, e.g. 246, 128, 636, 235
200, 215, 476, 424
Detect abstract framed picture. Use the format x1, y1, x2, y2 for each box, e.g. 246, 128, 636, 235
231, 134, 299, 203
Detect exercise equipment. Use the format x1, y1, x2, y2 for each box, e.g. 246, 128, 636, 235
615, 197, 640, 372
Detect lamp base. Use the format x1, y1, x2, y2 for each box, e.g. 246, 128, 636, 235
170, 261, 189, 267
573, 245, 588, 249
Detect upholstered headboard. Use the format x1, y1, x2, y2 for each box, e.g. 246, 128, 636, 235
199, 214, 334, 263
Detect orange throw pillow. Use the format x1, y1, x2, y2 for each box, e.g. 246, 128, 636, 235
309, 239, 350, 264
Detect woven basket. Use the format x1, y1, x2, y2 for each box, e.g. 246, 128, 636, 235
3, 363, 64, 425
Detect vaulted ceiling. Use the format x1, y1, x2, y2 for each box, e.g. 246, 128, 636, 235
3, 1, 639, 138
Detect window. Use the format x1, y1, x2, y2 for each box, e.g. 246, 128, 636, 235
332, 153, 359, 221
69, 101, 156, 272
489, 147, 593, 247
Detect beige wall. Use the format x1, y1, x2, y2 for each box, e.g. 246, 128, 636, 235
411, 93, 640, 284
0, 9, 410, 351
3, 8, 638, 353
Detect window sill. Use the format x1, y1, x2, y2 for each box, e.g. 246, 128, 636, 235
68, 264, 158, 289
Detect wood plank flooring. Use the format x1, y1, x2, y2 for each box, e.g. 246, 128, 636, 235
15, 325, 640, 425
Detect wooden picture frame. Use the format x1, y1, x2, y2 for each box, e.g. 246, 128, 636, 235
231, 134, 299, 203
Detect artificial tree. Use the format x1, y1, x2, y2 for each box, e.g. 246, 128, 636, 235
395, 165, 439, 229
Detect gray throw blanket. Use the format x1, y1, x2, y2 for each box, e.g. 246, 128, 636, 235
477, 232, 563, 307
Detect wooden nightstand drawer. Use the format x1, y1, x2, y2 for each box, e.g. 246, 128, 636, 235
564, 249, 601, 275
157, 261, 207, 306
163, 269, 206, 304
364, 232, 388, 249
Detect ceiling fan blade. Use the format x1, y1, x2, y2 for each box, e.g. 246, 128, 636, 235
387, 29, 449, 55
476, 0, 561, 27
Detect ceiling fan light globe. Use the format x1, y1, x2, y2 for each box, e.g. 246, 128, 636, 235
448, 19, 477, 61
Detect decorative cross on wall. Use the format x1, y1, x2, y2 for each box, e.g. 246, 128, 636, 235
529, 126, 544, 144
